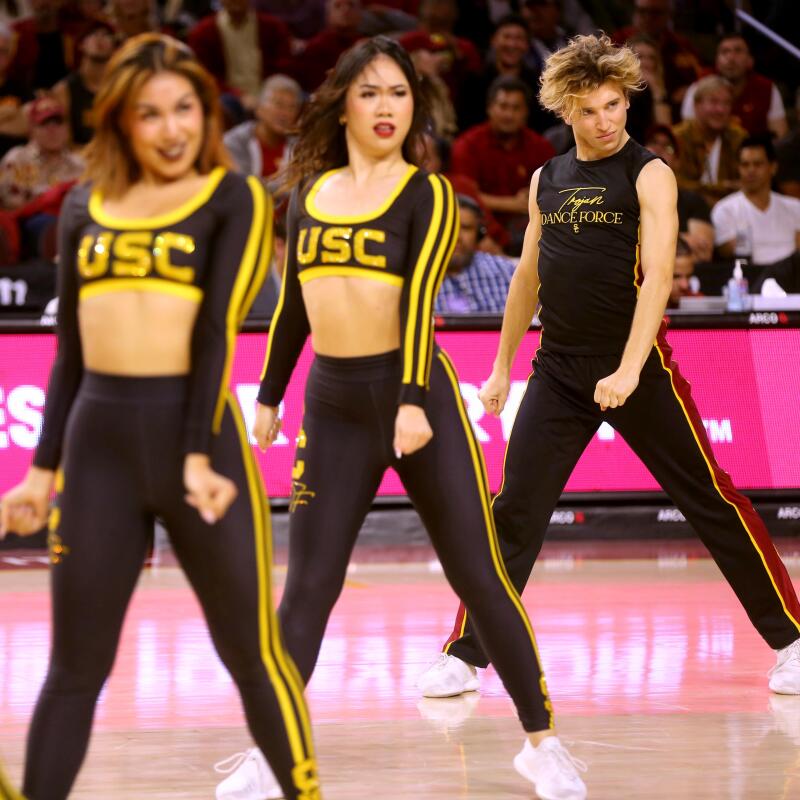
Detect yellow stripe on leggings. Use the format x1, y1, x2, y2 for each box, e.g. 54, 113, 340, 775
227, 394, 318, 764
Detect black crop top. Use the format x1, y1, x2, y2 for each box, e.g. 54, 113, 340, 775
34, 168, 273, 469
258, 166, 458, 407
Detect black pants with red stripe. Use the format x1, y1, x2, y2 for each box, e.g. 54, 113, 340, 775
278, 348, 554, 732
445, 338, 800, 668
23, 373, 317, 800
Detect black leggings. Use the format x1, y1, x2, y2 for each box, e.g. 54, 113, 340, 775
23, 373, 318, 800
445, 340, 800, 667
277, 349, 553, 733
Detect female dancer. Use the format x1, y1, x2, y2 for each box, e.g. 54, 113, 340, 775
0, 34, 319, 800
217, 36, 586, 800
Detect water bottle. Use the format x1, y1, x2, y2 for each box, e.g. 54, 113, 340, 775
726, 258, 749, 312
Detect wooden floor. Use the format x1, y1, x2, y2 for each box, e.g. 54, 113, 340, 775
2, 548, 800, 799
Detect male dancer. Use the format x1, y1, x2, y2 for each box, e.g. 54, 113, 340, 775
420, 34, 800, 699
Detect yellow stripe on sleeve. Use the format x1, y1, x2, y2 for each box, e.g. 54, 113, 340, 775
212, 180, 266, 433
402, 175, 444, 386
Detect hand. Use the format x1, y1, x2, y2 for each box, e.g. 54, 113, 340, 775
594, 368, 640, 411
183, 454, 238, 525
393, 404, 433, 456
0, 466, 54, 538
478, 368, 511, 416
252, 403, 281, 452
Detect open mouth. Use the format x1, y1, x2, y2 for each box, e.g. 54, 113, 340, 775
157, 145, 187, 163
373, 123, 396, 139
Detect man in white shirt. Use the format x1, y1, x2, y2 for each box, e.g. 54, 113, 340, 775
712, 136, 800, 265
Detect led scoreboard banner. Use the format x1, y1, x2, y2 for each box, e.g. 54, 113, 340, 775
1, 319, 799, 498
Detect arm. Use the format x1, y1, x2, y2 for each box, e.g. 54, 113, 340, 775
478, 169, 542, 416
767, 84, 788, 141
593, 159, 678, 410
253, 186, 310, 450
710, 200, 737, 259
1, 188, 84, 536
479, 188, 529, 215
394, 173, 458, 455
182, 175, 273, 521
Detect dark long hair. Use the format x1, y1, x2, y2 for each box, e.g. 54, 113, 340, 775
284, 36, 431, 190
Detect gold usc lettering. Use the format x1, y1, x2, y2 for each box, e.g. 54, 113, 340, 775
77, 231, 196, 282
297, 225, 387, 268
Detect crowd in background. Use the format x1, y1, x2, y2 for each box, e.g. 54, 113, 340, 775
0, 0, 798, 316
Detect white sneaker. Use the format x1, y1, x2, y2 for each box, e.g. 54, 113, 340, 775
769, 638, 800, 694
417, 653, 480, 698
513, 737, 587, 800
215, 748, 282, 800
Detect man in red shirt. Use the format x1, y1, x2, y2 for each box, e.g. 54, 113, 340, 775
290, 0, 362, 92
451, 75, 555, 254
680, 34, 787, 140
187, 0, 291, 110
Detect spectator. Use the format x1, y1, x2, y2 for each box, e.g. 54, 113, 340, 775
253, 0, 325, 39
290, 0, 362, 93
0, 21, 32, 157
108, 0, 160, 38
613, 0, 702, 111
711, 136, 800, 266
451, 75, 555, 254
435, 194, 515, 314
626, 34, 671, 142
680, 34, 787, 140
0, 97, 83, 211
10, 0, 90, 91
51, 22, 116, 146
521, 0, 569, 75
461, 14, 548, 132
418, 131, 506, 252
672, 74, 746, 205
644, 124, 713, 261
667, 236, 700, 309
399, 0, 482, 124
409, 48, 458, 139
224, 73, 302, 184
188, 0, 291, 112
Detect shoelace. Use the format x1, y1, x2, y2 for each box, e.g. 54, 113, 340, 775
214, 750, 252, 775
547, 743, 588, 776
430, 653, 451, 671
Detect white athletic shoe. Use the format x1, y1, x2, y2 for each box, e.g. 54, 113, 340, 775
513, 737, 587, 800
417, 653, 480, 698
769, 638, 800, 694
214, 748, 282, 800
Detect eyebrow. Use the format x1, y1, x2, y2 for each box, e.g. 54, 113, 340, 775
357, 82, 408, 90
580, 98, 621, 111
134, 92, 195, 110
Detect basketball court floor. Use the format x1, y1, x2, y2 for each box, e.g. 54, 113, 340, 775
2, 535, 799, 799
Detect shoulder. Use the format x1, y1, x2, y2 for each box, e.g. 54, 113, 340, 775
211, 170, 269, 214
256, 11, 289, 33
59, 181, 92, 231
774, 192, 800, 214
409, 169, 453, 198
636, 157, 676, 201
454, 123, 489, 146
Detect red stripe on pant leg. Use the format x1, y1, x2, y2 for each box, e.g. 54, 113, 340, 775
443, 602, 468, 652
657, 331, 800, 628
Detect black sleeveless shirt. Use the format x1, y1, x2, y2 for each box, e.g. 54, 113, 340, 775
536, 137, 658, 355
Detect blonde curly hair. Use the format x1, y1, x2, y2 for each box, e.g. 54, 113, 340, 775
539, 34, 643, 122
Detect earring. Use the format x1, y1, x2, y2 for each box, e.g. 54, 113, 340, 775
339, 117, 346, 125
